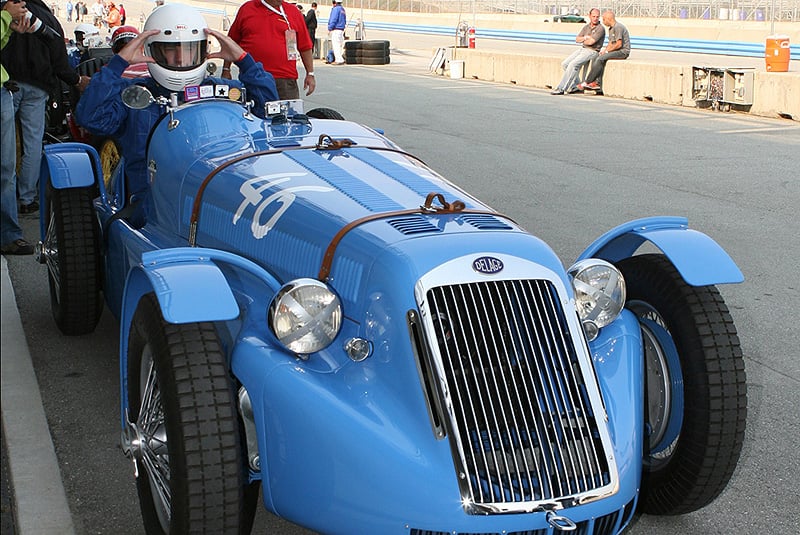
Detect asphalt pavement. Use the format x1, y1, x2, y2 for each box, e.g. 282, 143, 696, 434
1, 29, 797, 535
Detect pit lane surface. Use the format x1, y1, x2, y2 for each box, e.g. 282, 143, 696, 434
4, 52, 800, 534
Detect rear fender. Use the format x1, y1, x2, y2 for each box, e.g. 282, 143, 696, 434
578, 217, 743, 286
39, 142, 107, 237
118, 247, 282, 426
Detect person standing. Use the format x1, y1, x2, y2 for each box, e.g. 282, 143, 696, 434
305, 2, 317, 59
3, 0, 91, 215
90, 0, 103, 28
327, 0, 345, 65
105, 1, 120, 31
578, 10, 630, 94
550, 8, 604, 95
118, 2, 124, 24
222, 0, 315, 100
66, 0, 73, 21
1, 0, 34, 254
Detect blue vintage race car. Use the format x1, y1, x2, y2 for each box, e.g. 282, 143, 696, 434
36, 88, 747, 535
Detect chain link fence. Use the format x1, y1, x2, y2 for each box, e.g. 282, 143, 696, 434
339, 1, 798, 21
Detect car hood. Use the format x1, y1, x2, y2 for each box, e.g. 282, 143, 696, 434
145, 101, 566, 301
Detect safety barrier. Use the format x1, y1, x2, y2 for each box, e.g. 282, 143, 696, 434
343, 20, 800, 60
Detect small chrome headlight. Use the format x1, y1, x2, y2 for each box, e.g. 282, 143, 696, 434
568, 259, 626, 339
269, 278, 342, 355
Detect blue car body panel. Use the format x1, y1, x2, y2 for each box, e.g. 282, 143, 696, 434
578, 216, 744, 286
40, 98, 741, 534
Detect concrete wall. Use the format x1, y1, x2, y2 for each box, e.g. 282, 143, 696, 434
449, 48, 800, 121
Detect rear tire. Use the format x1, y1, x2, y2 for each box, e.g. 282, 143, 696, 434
43, 185, 103, 335
127, 295, 256, 534
617, 254, 746, 514
307, 107, 345, 120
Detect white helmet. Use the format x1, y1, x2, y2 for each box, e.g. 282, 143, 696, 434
75, 23, 103, 49
143, 3, 208, 92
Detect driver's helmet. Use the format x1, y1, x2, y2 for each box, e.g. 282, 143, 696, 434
111, 25, 139, 54
143, 3, 208, 92
74, 23, 102, 49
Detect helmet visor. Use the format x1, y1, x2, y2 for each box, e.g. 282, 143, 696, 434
150, 40, 207, 72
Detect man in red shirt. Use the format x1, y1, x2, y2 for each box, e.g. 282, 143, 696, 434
221, 0, 315, 100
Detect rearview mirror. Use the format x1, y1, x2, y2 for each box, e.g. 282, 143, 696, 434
121, 85, 155, 110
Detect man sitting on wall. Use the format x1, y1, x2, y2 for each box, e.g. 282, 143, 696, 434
578, 10, 630, 95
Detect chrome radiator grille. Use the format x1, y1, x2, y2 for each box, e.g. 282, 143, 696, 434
423, 279, 612, 511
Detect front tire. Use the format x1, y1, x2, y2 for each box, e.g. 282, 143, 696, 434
42, 185, 103, 335
617, 254, 746, 514
127, 295, 256, 534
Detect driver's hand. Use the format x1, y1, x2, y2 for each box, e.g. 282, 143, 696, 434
205, 28, 245, 64
118, 29, 159, 65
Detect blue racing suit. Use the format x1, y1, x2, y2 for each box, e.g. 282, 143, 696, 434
75, 53, 278, 198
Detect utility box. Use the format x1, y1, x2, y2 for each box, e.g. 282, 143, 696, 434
692, 66, 754, 110
724, 69, 754, 105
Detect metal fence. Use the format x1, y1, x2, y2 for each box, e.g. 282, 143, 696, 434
340, 1, 798, 20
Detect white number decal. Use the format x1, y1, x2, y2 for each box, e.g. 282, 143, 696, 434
234, 173, 333, 239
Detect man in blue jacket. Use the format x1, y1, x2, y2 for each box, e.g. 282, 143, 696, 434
76, 3, 278, 205
327, 0, 346, 65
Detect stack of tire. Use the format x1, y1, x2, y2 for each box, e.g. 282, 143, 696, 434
344, 40, 390, 65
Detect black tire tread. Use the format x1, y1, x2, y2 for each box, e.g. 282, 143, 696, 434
48, 186, 103, 335
130, 295, 251, 533
360, 40, 390, 51
307, 107, 345, 120
359, 50, 391, 59
360, 57, 390, 65
617, 254, 746, 515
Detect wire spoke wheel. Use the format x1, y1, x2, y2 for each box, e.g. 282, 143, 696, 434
126, 294, 256, 534
136, 346, 171, 530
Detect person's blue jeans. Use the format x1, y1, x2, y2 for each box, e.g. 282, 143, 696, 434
12, 81, 48, 206
556, 48, 598, 92
1, 87, 23, 247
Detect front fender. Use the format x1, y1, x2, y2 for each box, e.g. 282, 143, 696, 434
117, 250, 240, 426
578, 216, 743, 286
117, 247, 283, 426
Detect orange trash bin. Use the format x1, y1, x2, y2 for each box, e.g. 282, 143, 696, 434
765, 35, 790, 72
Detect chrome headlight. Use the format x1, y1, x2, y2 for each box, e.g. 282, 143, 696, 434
269, 278, 342, 355
568, 259, 626, 340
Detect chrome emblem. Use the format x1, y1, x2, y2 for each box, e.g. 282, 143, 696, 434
472, 256, 503, 274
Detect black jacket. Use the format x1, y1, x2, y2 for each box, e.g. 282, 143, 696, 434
1, 0, 79, 93
305, 9, 317, 31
